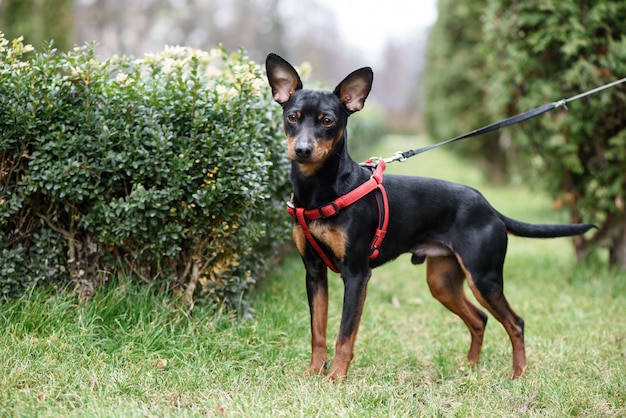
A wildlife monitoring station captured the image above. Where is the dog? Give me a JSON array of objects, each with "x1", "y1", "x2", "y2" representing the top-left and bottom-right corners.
[{"x1": 265, "y1": 53, "x2": 594, "y2": 380}]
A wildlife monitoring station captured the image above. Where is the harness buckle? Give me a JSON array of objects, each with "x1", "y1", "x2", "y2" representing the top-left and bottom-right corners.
[{"x1": 318, "y1": 201, "x2": 339, "y2": 219}]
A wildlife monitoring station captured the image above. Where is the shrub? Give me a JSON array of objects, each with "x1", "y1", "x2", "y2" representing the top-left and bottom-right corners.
[
  {"x1": 0, "y1": 35, "x2": 291, "y2": 310},
  {"x1": 483, "y1": 1, "x2": 626, "y2": 267}
]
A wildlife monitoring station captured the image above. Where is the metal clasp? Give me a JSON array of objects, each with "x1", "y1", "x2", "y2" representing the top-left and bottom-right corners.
[{"x1": 383, "y1": 151, "x2": 407, "y2": 163}]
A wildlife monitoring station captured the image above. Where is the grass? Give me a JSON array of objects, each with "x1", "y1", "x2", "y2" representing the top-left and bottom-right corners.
[{"x1": 2, "y1": 135, "x2": 625, "y2": 417}]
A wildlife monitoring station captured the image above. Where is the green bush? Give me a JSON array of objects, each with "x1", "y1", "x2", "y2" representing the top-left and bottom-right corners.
[
  {"x1": 482, "y1": 1, "x2": 626, "y2": 266},
  {"x1": 0, "y1": 35, "x2": 291, "y2": 310}
]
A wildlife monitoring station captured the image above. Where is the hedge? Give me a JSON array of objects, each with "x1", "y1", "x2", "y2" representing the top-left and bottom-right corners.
[{"x1": 0, "y1": 34, "x2": 291, "y2": 310}]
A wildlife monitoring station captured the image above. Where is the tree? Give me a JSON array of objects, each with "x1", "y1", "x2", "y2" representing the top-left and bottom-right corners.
[
  {"x1": 423, "y1": 0, "x2": 510, "y2": 183},
  {"x1": 483, "y1": 1, "x2": 626, "y2": 268},
  {"x1": 0, "y1": 0, "x2": 73, "y2": 51}
]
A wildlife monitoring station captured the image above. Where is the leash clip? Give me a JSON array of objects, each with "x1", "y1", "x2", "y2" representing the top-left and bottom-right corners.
[
  {"x1": 367, "y1": 151, "x2": 407, "y2": 165},
  {"x1": 383, "y1": 151, "x2": 408, "y2": 163}
]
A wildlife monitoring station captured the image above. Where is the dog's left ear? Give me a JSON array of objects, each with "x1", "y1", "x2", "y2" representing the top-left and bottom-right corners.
[{"x1": 333, "y1": 67, "x2": 373, "y2": 114}]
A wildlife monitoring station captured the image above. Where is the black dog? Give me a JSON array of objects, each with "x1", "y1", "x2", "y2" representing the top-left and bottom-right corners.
[{"x1": 265, "y1": 53, "x2": 594, "y2": 380}]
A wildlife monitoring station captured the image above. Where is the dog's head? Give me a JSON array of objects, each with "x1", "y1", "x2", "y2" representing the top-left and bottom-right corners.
[{"x1": 266, "y1": 53, "x2": 373, "y2": 175}]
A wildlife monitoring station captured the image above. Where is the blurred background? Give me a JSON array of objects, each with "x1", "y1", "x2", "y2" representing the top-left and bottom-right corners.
[{"x1": 0, "y1": 0, "x2": 435, "y2": 129}]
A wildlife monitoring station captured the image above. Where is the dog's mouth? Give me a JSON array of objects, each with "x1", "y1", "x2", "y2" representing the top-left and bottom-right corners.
[
  {"x1": 291, "y1": 157, "x2": 325, "y2": 176},
  {"x1": 292, "y1": 154, "x2": 316, "y2": 163}
]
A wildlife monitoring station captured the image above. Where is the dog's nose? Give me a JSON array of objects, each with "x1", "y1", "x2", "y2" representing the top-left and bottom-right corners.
[{"x1": 294, "y1": 143, "x2": 313, "y2": 158}]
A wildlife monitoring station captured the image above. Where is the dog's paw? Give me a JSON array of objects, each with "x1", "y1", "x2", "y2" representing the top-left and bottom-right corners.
[
  {"x1": 324, "y1": 369, "x2": 347, "y2": 383},
  {"x1": 304, "y1": 360, "x2": 328, "y2": 377}
]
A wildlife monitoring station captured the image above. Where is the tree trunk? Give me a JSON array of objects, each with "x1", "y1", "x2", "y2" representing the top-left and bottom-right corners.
[
  {"x1": 571, "y1": 209, "x2": 626, "y2": 269},
  {"x1": 609, "y1": 219, "x2": 626, "y2": 270}
]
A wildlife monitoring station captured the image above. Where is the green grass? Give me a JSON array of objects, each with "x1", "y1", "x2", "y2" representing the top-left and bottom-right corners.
[{"x1": 1, "y1": 135, "x2": 625, "y2": 417}]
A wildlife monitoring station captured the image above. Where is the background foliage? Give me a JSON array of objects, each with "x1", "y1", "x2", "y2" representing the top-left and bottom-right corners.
[
  {"x1": 0, "y1": 0, "x2": 73, "y2": 52},
  {"x1": 423, "y1": 0, "x2": 510, "y2": 183},
  {"x1": 425, "y1": 0, "x2": 626, "y2": 268},
  {"x1": 0, "y1": 35, "x2": 291, "y2": 309},
  {"x1": 0, "y1": 0, "x2": 428, "y2": 127}
]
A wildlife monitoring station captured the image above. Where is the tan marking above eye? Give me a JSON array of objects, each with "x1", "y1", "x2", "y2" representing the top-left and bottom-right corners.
[{"x1": 317, "y1": 114, "x2": 334, "y2": 127}]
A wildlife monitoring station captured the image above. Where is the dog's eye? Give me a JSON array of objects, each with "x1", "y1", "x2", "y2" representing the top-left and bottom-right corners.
[
  {"x1": 321, "y1": 117, "x2": 334, "y2": 127},
  {"x1": 287, "y1": 114, "x2": 297, "y2": 123}
]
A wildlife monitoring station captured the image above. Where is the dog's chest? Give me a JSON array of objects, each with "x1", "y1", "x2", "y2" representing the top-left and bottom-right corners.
[{"x1": 293, "y1": 221, "x2": 348, "y2": 261}]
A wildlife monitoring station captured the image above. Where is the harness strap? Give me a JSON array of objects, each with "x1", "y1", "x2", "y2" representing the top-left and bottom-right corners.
[
  {"x1": 369, "y1": 186, "x2": 389, "y2": 260},
  {"x1": 287, "y1": 161, "x2": 389, "y2": 272},
  {"x1": 287, "y1": 162, "x2": 386, "y2": 220}
]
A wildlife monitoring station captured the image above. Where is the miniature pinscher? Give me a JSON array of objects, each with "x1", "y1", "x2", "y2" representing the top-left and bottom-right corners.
[{"x1": 265, "y1": 53, "x2": 594, "y2": 380}]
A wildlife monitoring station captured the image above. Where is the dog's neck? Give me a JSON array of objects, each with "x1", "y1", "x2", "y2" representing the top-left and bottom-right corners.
[{"x1": 290, "y1": 136, "x2": 365, "y2": 209}]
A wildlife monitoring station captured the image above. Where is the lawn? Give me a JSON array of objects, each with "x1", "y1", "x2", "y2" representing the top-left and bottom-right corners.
[{"x1": 1, "y1": 135, "x2": 625, "y2": 417}]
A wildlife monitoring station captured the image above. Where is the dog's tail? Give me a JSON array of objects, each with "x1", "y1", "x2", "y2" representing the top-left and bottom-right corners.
[{"x1": 500, "y1": 215, "x2": 596, "y2": 238}]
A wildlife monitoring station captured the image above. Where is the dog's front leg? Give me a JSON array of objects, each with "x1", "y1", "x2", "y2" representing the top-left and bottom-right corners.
[
  {"x1": 329, "y1": 269, "x2": 371, "y2": 380},
  {"x1": 303, "y1": 257, "x2": 329, "y2": 376}
]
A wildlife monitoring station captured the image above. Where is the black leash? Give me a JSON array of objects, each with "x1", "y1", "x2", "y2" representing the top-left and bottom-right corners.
[{"x1": 378, "y1": 77, "x2": 626, "y2": 164}]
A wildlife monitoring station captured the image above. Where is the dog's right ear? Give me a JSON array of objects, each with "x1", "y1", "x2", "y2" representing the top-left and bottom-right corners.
[{"x1": 266, "y1": 53, "x2": 303, "y2": 104}]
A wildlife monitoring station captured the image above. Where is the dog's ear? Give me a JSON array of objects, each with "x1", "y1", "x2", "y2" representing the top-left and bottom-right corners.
[
  {"x1": 333, "y1": 67, "x2": 373, "y2": 113},
  {"x1": 266, "y1": 53, "x2": 303, "y2": 104}
]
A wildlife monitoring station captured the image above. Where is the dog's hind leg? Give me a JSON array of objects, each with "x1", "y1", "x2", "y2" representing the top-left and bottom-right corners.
[
  {"x1": 426, "y1": 256, "x2": 489, "y2": 365},
  {"x1": 458, "y1": 255, "x2": 526, "y2": 378}
]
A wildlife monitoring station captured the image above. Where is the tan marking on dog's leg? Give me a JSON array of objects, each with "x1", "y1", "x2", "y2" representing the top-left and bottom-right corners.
[
  {"x1": 455, "y1": 255, "x2": 526, "y2": 378},
  {"x1": 328, "y1": 273, "x2": 370, "y2": 381},
  {"x1": 306, "y1": 288, "x2": 329, "y2": 376},
  {"x1": 426, "y1": 256, "x2": 487, "y2": 365},
  {"x1": 330, "y1": 331, "x2": 358, "y2": 381},
  {"x1": 292, "y1": 224, "x2": 306, "y2": 256}
]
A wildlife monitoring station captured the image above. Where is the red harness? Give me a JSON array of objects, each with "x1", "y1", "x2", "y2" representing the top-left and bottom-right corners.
[{"x1": 286, "y1": 161, "x2": 389, "y2": 273}]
